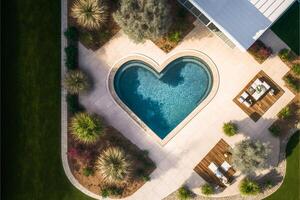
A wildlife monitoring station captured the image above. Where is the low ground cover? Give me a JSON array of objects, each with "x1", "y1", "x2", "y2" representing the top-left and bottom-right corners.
[{"x1": 248, "y1": 40, "x2": 272, "y2": 64}]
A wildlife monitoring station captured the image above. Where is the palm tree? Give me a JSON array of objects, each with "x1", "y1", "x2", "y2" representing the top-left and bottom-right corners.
[
  {"x1": 70, "y1": 112, "x2": 103, "y2": 143},
  {"x1": 71, "y1": 0, "x2": 108, "y2": 30},
  {"x1": 96, "y1": 147, "x2": 131, "y2": 183},
  {"x1": 63, "y1": 70, "x2": 90, "y2": 94}
]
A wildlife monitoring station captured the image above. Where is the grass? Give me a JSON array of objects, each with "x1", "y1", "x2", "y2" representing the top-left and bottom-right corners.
[
  {"x1": 271, "y1": 2, "x2": 300, "y2": 55},
  {"x1": 2, "y1": 0, "x2": 92, "y2": 199},
  {"x1": 264, "y1": 131, "x2": 300, "y2": 200}
]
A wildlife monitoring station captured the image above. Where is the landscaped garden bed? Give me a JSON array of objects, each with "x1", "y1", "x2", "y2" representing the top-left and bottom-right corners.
[
  {"x1": 67, "y1": 126, "x2": 156, "y2": 198},
  {"x1": 278, "y1": 48, "x2": 300, "y2": 94},
  {"x1": 248, "y1": 40, "x2": 272, "y2": 64},
  {"x1": 153, "y1": 0, "x2": 196, "y2": 53},
  {"x1": 68, "y1": 0, "x2": 120, "y2": 51}
]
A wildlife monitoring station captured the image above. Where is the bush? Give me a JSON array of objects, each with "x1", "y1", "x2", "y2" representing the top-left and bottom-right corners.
[
  {"x1": 248, "y1": 40, "x2": 272, "y2": 63},
  {"x1": 70, "y1": 112, "x2": 103, "y2": 143},
  {"x1": 135, "y1": 168, "x2": 151, "y2": 182},
  {"x1": 64, "y1": 44, "x2": 77, "y2": 69},
  {"x1": 100, "y1": 185, "x2": 124, "y2": 197},
  {"x1": 222, "y1": 122, "x2": 238, "y2": 136},
  {"x1": 284, "y1": 75, "x2": 300, "y2": 92},
  {"x1": 277, "y1": 106, "x2": 292, "y2": 119},
  {"x1": 82, "y1": 166, "x2": 94, "y2": 176},
  {"x1": 264, "y1": 180, "x2": 273, "y2": 189},
  {"x1": 63, "y1": 70, "x2": 90, "y2": 94},
  {"x1": 292, "y1": 64, "x2": 300, "y2": 76},
  {"x1": 113, "y1": 0, "x2": 172, "y2": 42},
  {"x1": 239, "y1": 178, "x2": 260, "y2": 195},
  {"x1": 177, "y1": 186, "x2": 192, "y2": 200},
  {"x1": 71, "y1": 0, "x2": 108, "y2": 30},
  {"x1": 169, "y1": 31, "x2": 181, "y2": 43},
  {"x1": 96, "y1": 147, "x2": 131, "y2": 183},
  {"x1": 64, "y1": 26, "x2": 79, "y2": 42},
  {"x1": 278, "y1": 48, "x2": 293, "y2": 62},
  {"x1": 66, "y1": 94, "x2": 83, "y2": 114},
  {"x1": 201, "y1": 183, "x2": 214, "y2": 195},
  {"x1": 268, "y1": 124, "x2": 281, "y2": 136}
]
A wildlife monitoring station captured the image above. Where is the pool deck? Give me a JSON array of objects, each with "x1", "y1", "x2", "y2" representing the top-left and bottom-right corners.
[{"x1": 77, "y1": 21, "x2": 294, "y2": 199}]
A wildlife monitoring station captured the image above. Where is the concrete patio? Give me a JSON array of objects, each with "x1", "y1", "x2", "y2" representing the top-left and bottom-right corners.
[{"x1": 77, "y1": 21, "x2": 294, "y2": 199}]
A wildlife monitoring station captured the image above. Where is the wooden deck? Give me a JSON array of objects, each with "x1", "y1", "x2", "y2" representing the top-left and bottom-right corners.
[
  {"x1": 233, "y1": 70, "x2": 284, "y2": 122},
  {"x1": 194, "y1": 139, "x2": 235, "y2": 187}
]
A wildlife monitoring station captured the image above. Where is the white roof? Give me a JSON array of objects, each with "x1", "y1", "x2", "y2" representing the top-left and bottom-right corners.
[{"x1": 189, "y1": 0, "x2": 295, "y2": 50}]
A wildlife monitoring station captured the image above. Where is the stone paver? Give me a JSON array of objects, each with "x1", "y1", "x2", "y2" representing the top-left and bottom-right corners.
[{"x1": 62, "y1": 17, "x2": 295, "y2": 199}]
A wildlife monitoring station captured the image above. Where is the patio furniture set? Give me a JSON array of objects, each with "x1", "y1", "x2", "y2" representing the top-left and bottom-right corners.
[
  {"x1": 208, "y1": 161, "x2": 232, "y2": 186},
  {"x1": 238, "y1": 78, "x2": 274, "y2": 107}
]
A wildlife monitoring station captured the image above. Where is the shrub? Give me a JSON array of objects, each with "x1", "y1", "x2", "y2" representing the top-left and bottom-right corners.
[
  {"x1": 248, "y1": 40, "x2": 272, "y2": 63},
  {"x1": 264, "y1": 180, "x2": 273, "y2": 189},
  {"x1": 64, "y1": 44, "x2": 77, "y2": 69},
  {"x1": 222, "y1": 122, "x2": 238, "y2": 136},
  {"x1": 239, "y1": 178, "x2": 260, "y2": 195},
  {"x1": 169, "y1": 31, "x2": 181, "y2": 43},
  {"x1": 66, "y1": 94, "x2": 83, "y2": 114},
  {"x1": 177, "y1": 186, "x2": 192, "y2": 200},
  {"x1": 135, "y1": 168, "x2": 151, "y2": 182},
  {"x1": 201, "y1": 183, "x2": 214, "y2": 195},
  {"x1": 284, "y1": 75, "x2": 300, "y2": 92},
  {"x1": 113, "y1": 0, "x2": 172, "y2": 43},
  {"x1": 71, "y1": 0, "x2": 108, "y2": 30},
  {"x1": 70, "y1": 112, "x2": 103, "y2": 143},
  {"x1": 96, "y1": 147, "x2": 131, "y2": 183},
  {"x1": 100, "y1": 185, "x2": 124, "y2": 197},
  {"x1": 82, "y1": 166, "x2": 94, "y2": 176},
  {"x1": 64, "y1": 26, "x2": 79, "y2": 42},
  {"x1": 292, "y1": 64, "x2": 300, "y2": 76},
  {"x1": 277, "y1": 106, "x2": 292, "y2": 119},
  {"x1": 63, "y1": 70, "x2": 90, "y2": 94},
  {"x1": 278, "y1": 48, "x2": 292, "y2": 62},
  {"x1": 268, "y1": 124, "x2": 281, "y2": 136},
  {"x1": 231, "y1": 139, "x2": 270, "y2": 174}
]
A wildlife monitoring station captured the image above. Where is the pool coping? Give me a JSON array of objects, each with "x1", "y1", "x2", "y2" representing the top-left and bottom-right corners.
[{"x1": 107, "y1": 50, "x2": 220, "y2": 146}]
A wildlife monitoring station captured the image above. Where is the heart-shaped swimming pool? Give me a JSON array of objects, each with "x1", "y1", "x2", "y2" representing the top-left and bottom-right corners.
[{"x1": 113, "y1": 56, "x2": 213, "y2": 139}]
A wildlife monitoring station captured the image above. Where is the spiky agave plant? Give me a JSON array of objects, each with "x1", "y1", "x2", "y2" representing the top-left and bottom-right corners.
[
  {"x1": 97, "y1": 147, "x2": 131, "y2": 183},
  {"x1": 70, "y1": 112, "x2": 103, "y2": 143},
  {"x1": 63, "y1": 70, "x2": 89, "y2": 94},
  {"x1": 71, "y1": 0, "x2": 108, "y2": 30}
]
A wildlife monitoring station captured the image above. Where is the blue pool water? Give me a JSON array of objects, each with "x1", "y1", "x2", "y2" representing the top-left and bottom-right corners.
[{"x1": 114, "y1": 56, "x2": 212, "y2": 139}]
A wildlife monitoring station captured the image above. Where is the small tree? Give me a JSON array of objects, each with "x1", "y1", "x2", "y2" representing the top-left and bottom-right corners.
[
  {"x1": 239, "y1": 178, "x2": 260, "y2": 195},
  {"x1": 63, "y1": 70, "x2": 90, "y2": 94},
  {"x1": 70, "y1": 112, "x2": 103, "y2": 143},
  {"x1": 113, "y1": 0, "x2": 172, "y2": 43},
  {"x1": 201, "y1": 183, "x2": 214, "y2": 195},
  {"x1": 71, "y1": 0, "x2": 108, "y2": 30},
  {"x1": 277, "y1": 106, "x2": 292, "y2": 119},
  {"x1": 97, "y1": 147, "x2": 131, "y2": 183},
  {"x1": 223, "y1": 122, "x2": 238, "y2": 136},
  {"x1": 177, "y1": 186, "x2": 192, "y2": 200},
  {"x1": 231, "y1": 139, "x2": 270, "y2": 174}
]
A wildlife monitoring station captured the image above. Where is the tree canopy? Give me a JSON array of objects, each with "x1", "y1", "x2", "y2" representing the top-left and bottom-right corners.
[
  {"x1": 113, "y1": 0, "x2": 172, "y2": 42},
  {"x1": 231, "y1": 139, "x2": 271, "y2": 174}
]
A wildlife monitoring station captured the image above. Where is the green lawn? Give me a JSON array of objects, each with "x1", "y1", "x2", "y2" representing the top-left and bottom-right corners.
[
  {"x1": 1, "y1": 0, "x2": 92, "y2": 199},
  {"x1": 271, "y1": 2, "x2": 300, "y2": 55},
  {"x1": 264, "y1": 131, "x2": 300, "y2": 200}
]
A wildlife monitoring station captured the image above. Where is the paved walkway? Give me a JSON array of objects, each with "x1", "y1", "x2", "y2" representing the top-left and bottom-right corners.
[{"x1": 69, "y1": 21, "x2": 295, "y2": 199}]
